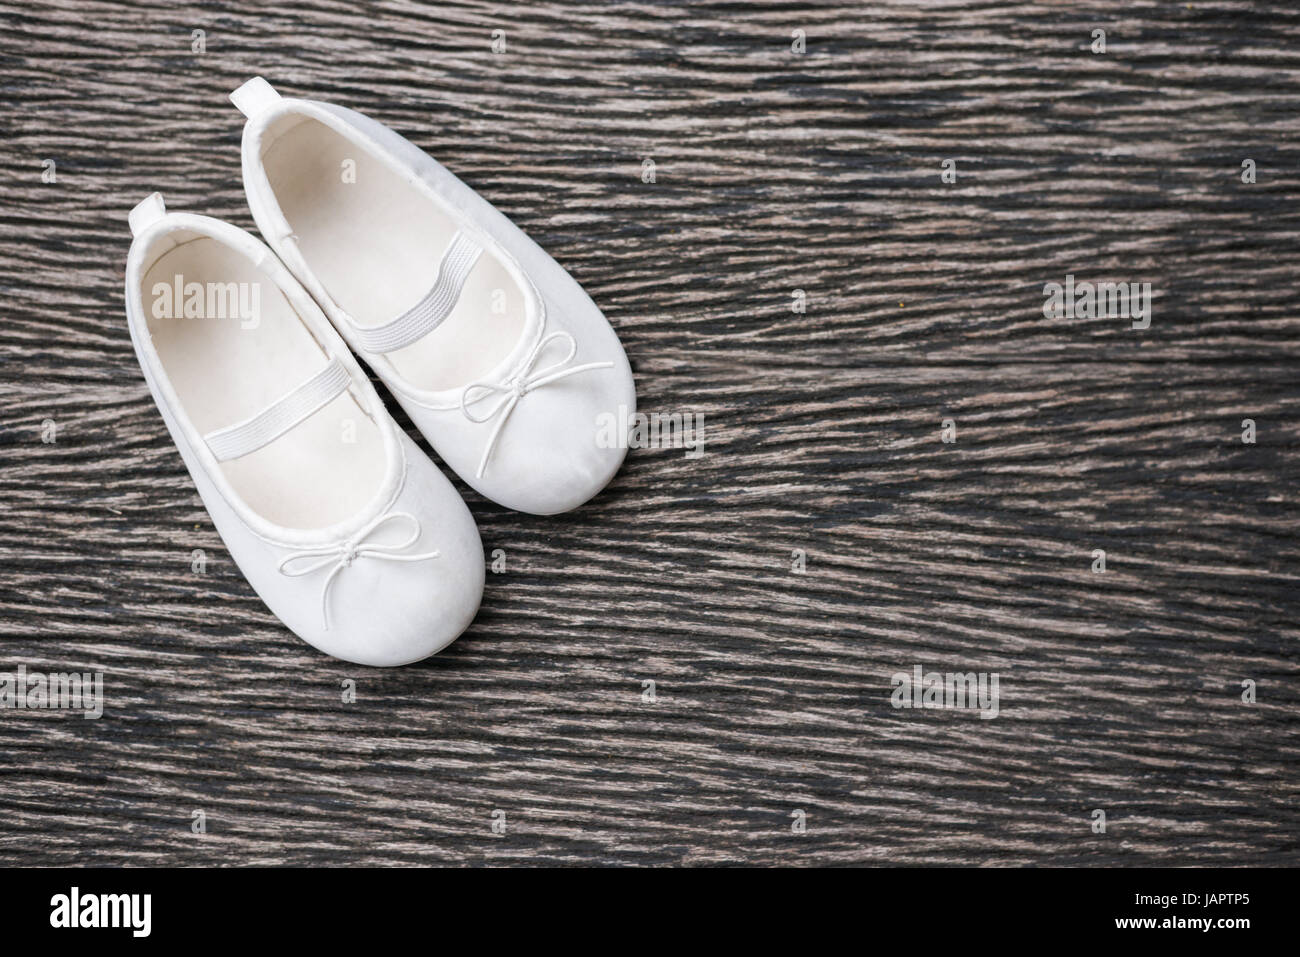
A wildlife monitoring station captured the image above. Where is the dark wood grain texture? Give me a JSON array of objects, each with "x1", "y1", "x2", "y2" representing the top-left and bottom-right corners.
[{"x1": 1, "y1": 0, "x2": 1298, "y2": 866}]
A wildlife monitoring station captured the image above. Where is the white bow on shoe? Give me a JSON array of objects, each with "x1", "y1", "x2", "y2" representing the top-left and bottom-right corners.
[
  {"x1": 278, "y1": 511, "x2": 440, "y2": 630},
  {"x1": 460, "y1": 330, "x2": 613, "y2": 480}
]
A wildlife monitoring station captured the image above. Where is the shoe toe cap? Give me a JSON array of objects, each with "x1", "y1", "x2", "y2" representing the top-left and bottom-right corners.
[
  {"x1": 300, "y1": 515, "x2": 483, "y2": 667},
  {"x1": 477, "y1": 361, "x2": 635, "y2": 515}
]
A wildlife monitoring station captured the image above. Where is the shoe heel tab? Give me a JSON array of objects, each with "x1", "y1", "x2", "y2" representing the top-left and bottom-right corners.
[
  {"x1": 230, "y1": 76, "x2": 282, "y2": 119},
  {"x1": 128, "y1": 192, "x2": 167, "y2": 237}
]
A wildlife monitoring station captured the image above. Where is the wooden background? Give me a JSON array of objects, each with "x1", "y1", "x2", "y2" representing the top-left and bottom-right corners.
[{"x1": 1, "y1": 0, "x2": 1297, "y2": 866}]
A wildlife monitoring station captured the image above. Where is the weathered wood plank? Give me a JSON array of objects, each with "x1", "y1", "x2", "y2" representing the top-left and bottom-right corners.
[{"x1": 0, "y1": 0, "x2": 1297, "y2": 865}]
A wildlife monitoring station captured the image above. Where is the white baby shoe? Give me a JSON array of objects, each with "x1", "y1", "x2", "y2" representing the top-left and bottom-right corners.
[
  {"x1": 124, "y1": 193, "x2": 484, "y2": 666},
  {"x1": 229, "y1": 77, "x2": 636, "y2": 515}
]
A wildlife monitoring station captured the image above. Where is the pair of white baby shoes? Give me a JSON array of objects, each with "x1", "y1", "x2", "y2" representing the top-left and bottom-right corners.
[{"x1": 125, "y1": 78, "x2": 635, "y2": 667}]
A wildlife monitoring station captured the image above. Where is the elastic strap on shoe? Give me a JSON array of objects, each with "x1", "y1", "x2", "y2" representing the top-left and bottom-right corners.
[
  {"x1": 203, "y1": 356, "x2": 350, "y2": 461},
  {"x1": 351, "y1": 231, "x2": 483, "y2": 354}
]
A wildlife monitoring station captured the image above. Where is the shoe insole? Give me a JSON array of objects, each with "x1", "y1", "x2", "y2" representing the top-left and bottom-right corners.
[
  {"x1": 262, "y1": 116, "x2": 527, "y2": 391},
  {"x1": 142, "y1": 236, "x2": 386, "y2": 529}
]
